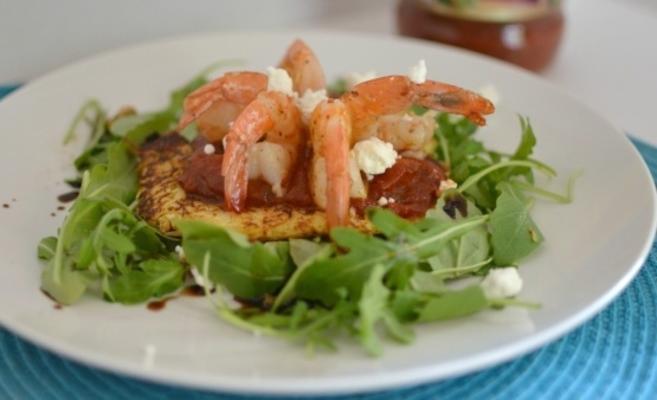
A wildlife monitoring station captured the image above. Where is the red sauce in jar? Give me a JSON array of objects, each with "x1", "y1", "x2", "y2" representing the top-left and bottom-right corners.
[{"x1": 397, "y1": 0, "x2": 564, "y2": 71}]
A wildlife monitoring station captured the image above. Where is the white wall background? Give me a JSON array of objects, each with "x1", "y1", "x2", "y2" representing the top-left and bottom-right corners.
[
  {"x1": 1, "y1": 0, "x2": 656, "y2": 142},
  {"x1": 0, "y1": 0, "x2": 394, "y2": 83}
]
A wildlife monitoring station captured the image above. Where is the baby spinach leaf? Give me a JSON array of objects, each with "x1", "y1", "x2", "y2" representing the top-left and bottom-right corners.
[
  {"x1": 417, "y1": 285, "x2": 488, "y2": 322},
  {"x1": 490, "y1": 182, "x2": 544, "y2": 265},
  {"x1": 107, "y1": 259, "x2": 185, "y2": 304},
  {"x1": 177, "y1": 220, "x2": 292, "y2": 299}
]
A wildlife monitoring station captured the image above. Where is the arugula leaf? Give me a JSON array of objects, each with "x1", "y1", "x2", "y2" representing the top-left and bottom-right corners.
[
  {"x1": 426, "y1": 193, "x2": 490, "y2": 272},
  {"x1": 358, "y1": 264, "x2": 390, "y2": 355},
  {"x1": 80, "y1": 142, "x2": 137, "y2": 204},
  {"x1": 177, "y1": 220, "x2": 292, "y2": 299},
  {"x1": 62, "y1": 99, "x2": 105, "y2": 145},
  {"x1": 358, "y1": 264, "x2": 414, "y2": 356},
  {"x1": 500, "y1": 116, "x2": 537, "y2": 183},
  {"x1": 109, "y1": 112, "x2": 174, "y2": 147},
  {"x1": 41, "y1": 260, "x2": 88, "y2": 305},
  {"x1": 37, "y1": 237, "x2": 57, "y2": 261},
  {"x1": 107, "y1": 259, "x2": 185, "y2": 304},
  {"x1": 410, "y1": 271, "x2": 447, "y2": 294},
  {"x1": 490, "y1": 182, "x2": 544, "y2": 265},
  {"x1": 295, "y1": 208, "x2": 489, "y2": 305},
  {"x1": 272, "y1": 239, "x2": 333, "y2": 311},
  {"x1": 417, "y1": 286, "x2": 488, "y2": 322},
  {"x1": 327, "y1": 78, "x2": 348, "y2": 97}
]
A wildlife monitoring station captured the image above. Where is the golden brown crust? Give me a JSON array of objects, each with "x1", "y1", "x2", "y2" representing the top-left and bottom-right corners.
[{"x1": 137, "y1": 135, "x2": 374, "y2": 241}]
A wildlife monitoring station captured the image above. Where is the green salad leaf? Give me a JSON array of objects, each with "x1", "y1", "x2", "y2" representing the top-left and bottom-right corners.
[
  {"x1": 38, "y1": 70, "x2": 572, "y2": 355},
  {"x1": 426, "y1": 192, "x2": 490, "y2": 273},
  {"x1": 107, "y1": 259, "x2": 185, "y2": 304},
  {"x1": 490, "y1": 182, "x2": 544, "y2": 265},
  {"x1": 417, "y1": 285, "x2": 488, "y2": 322},
  {"x1": 177, "y1": 220, "x2": 293, "y2": 299},
  {"x1": 294, "y1": 209, "x2": 489, "y2": 305}
]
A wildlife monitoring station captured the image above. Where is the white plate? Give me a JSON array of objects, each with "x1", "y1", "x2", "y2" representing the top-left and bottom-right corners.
[{"x1": 0, "y1": 31, "x2": 655, "y2": 396}]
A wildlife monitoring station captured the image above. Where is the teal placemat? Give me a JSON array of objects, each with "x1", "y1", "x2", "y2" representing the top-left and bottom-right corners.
[{"x1": 1, "y1": 85, "x2": 656, "y2": 399}]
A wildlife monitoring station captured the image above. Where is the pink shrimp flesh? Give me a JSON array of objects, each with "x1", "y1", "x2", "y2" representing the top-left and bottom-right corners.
[
  {"x1": 177, "y1": 71, "x2": 267, "y2": 140},
  {"x1": 279, "y1": 39, "x2": 326, "y2": 94},
  {"x1": 221, "y1": 91, "x2": 302, "y2": 212},
  {"x1": 342, "y1": 75, "x2": 495, "y2": 136},
  {"x1": 309, "y1": 99, "x2": 351, "y2": 228}
]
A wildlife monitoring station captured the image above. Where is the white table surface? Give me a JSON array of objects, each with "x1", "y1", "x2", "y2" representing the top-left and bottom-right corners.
[{"x1": 2, "y1": 0, "x2": 656, "y2": 144}]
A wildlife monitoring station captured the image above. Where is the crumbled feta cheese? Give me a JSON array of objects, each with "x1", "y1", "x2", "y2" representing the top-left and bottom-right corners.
[
  {"x1": 377, "y1": 197, "x2": 396, "y2": 206},
  {"x1": 266, "y1": 66, "x2": 295, "y2": 96},
  {"x1": 190, "y1": 266, "x2": 213, "y2": 290},
  {"x1": 345, "y1": 70, "x2": 378, "y2": 88},
  {"x1": 408, "y1": 59, "x2": 427, "y2": 84},
  {"x1": 478, "y1": 83, "x2": 500, "y2": 106},
  {"x1": 351, "y1": 137, "x2": 398, "y2": 176},
  {"x1": 481, "y1": 267, "x2": 523, "y2": 298},
  {"x1": 296, "y1": 89, "x2": 327, "y2": 122},
  {"x1": 203, "y1": 144, "x2": 215, "y2": 155},
  {"x1": 439, "y1": 179, "x2": 458, "y2": 192},
  {"x1": 174, "y1": 245, "x2": 185, "y2": 260}
]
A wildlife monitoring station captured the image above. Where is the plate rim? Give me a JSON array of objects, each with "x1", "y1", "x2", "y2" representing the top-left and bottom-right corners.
[{"x1": 1, "y1": 29, "x2": 656, "y2": 396}]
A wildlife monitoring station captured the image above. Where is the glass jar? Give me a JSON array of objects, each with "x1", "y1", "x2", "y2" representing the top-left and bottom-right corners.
[{"x1": 397, "y1": 0, "x2": 564, "y2": 71}]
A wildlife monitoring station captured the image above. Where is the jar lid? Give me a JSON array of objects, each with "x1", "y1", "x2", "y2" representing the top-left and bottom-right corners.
[{"x1": 421, "y1": 0, "x2": 560, "y2": 23}]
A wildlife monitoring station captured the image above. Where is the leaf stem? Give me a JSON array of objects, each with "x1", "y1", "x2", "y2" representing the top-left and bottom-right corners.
[
  {"x1": 435, "y1": 125, "x2": 451, "y2": 169},
  {"x1": 458, "y1": 160, "x2": 557, "y2": 193},
  {"x1": 431, "y1": 257, "x2": 492, "y2": 279},
  {"x1": 63, "y1": 99, "x2": 103, "y2": 145},
  {"x1": 511, "y1": 171, "x2": 580, "y2": 204},
  {"x1": 489, "y1": 297, "x2": 541, "y2": 309}
]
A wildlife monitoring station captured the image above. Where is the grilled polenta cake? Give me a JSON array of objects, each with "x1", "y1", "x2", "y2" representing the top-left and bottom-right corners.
[{"x1": 137, "y1": 134, "x2": 374, "y2": 241}]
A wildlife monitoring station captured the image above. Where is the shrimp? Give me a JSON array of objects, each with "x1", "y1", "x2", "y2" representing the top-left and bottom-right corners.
[
  {"x1": 278, "y1": 39, "x2": 326, "y2": 94},
  {"x1": 344, "y1": 75, "x2": 494, "y2": 140},
  {"x1": 310, "y1": 76, "x2": 494, "y2": 229},
  {"x1": 178, "y1": 71, "x2": 268, "y2": 141},
  {"x1": 362, "y1": 111, "x2": 437, "y2": 155},
  {"x1": 309, "y1": 99, "x2": 352, "y2": 228},
  {"x1": 177, "y1": 40, "x2": 325, "y2": 141},
  {"x1": 221, "y1": 91, "x2": 303, "y2": 212}
]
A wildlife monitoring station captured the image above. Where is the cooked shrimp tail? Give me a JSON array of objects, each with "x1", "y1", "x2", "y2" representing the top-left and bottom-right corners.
[
  {"x1": 222, "y1": 91, "x2": 302, "y2": 212},
  {"x1": 279, "y1": 39, "x2": 326, "y2": 93},
  {"x1": 177, "y1": 71, "x2": 267, "y2": 140},
  {"x1": 344, "y1": 76, "x2": 495, "y2": 134},
  {"x1": 413, "y1": 80, "x2": 495, "y2": 126},
  {"x1": 310, "y1": 99, "x2": 351, "y2": 228}
]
